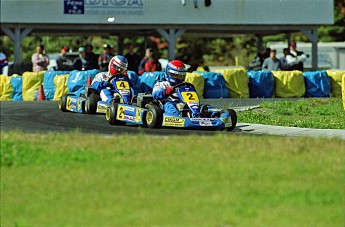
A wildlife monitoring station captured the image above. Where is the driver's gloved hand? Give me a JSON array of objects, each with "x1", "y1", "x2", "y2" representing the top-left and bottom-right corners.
[
  {"x1": 165, "y1": 87, "x2": 174, "y2": 96},
  {"x1": 101, "y1": 81, "x2": 108, "y2": 88}
]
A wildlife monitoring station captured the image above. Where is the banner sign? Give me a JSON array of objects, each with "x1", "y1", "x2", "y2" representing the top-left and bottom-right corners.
[
  {"x1": 64, "y1": 0, "x2": 144, "y2": 15},
  {"x1": 64, "y1": 0, "x2": 84, "y2": 14}
]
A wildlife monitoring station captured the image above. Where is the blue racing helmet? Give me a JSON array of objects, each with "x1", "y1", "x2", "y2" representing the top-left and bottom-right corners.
[
  {"x1": 109, "y1": 55, "x2": 128, "y2": 76},
  {"x1": 165, "y1": 60, "x2": 187, "y2": 85}
]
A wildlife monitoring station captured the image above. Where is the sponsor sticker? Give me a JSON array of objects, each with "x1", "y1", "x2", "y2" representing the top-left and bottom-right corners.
[
  {"x1": 66, "y1": 96, "x2": 76, "y2": 110},
  {"x1": 136, "y1": 108, "x2": 143, "y2": 122},
  {"x1": 123, "y1": 115, "x2": 135, "y2": 122},
  {"x1": 69, "y1": 104, "x2": 76, "y2": 110},
  {"x1": 163, "y1": 116, "x2": 185, "y2": 127},
  {"x1": 199, "y1": 121, "x2": 213, "y2": 126},
  {"x1": 97, "y1": 104, "x2": 108, "y2": 113},
  {"x1": 191, "y1": 118, "x2": 215, "y2": 121},
  {"x1": 119, "y1": 90, "x2": 130, "y2": 95},
  {"x1": 125, "y1": 106, "x2": 135, "y2": 112},
  {"x1": 78, "y1": 100, "x2": 82, "y2": 110}
]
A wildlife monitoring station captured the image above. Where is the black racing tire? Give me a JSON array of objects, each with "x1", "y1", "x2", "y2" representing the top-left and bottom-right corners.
[
  {"x1": 106, "y1": 103, "x2": 126, "y2": 125},
  {"x1": 222, "y1": 109, "x2": 237, "y2": 131},
  {"x1": 200, "y1": 104, "x2": 211, "y2": 118},
  {"x1": 85, "y1": 93, "x2": 101, "y2": 114},
  {"x1": 145, "y1": 104, "x2": 163, "y2": 129},
  {"x1": 58, "y1": 94, "x2": 72, "y2": 112}
]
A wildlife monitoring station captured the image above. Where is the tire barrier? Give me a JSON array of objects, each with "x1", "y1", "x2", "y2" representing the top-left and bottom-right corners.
[
  {"x1": 197, "y1": 71, "x2": 229, "y2": 98},
  {"x1": 247, "y1": 70, "x2": 275, "y2": 98},
  {"x1": 272, "y1": 70, "x2": 305, "y2": 98},
  {"x1": 67, "y1": 69, "x2": 100, "y2": 97},
  {"x1": 0, "y1": 74, "x2": 13, "y2": 100},
  {"x1": 22, "y1": 71, "x2": 45, "y2": 101},
  {"x1": 43, "y1": 71, "x2": 70, "y2": 100},
  {"x1": 1, "y1": 69, "x2": 345, "y2": 101},
  {"x1": 127, "y1": 70, "x2": 141, "y2": 95},
  {"x1": 139, "y1": 71, "x2": 165, "y2": 93},
  {"x1": 327, "y1": 70, "x2": 345, "y2": 97},
  {"x1": 213, "y1": 68, "x2": 249, "y2": 98},
  {"x1": 10, "y1": 75, "x2": 23, "y2": 101},
  {"x1": 185, "y1": 72, "x2": 204, "y2": 98},
  {"x1": 53, "y1": 74, "x2": 69, "y2": 101},
  {"x1": 303, "y1": 70, "x2": 330, "y2": 98}
]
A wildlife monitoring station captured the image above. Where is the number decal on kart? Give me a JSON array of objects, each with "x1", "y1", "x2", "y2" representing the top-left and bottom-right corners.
[
  {"x1": 116, "y1": 81, "x2": 130, "y2": 90},
  {"x1": 117, "y1": 106, "x2": 125, "y2": 120},
  {"x1": 66, "y1": 96, "x2": 72, "y2": 110},
  {"x1": 181, "y1": 92, "x2": 199, "y2": 102}
]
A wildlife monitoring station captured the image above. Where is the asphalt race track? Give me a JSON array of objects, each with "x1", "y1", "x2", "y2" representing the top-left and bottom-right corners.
[
  {"x1": 0, "y1": 101, "x2": 244, "y2": 136},
  {"x1": 2, "y1": 101, "x2": 344, "y2": 139}
]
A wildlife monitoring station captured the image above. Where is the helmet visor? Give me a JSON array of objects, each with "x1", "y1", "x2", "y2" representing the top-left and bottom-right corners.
[
  {"x1": 170, "y1": 72, "x2": 185, "y2": 81},
  {"x1": 113, "y1": 64, "x2": 126, "y2": 74}
]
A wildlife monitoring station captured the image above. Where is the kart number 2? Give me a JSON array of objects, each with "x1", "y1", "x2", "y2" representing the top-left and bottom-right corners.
[
  {"x1": 117, "y1": 106, "x2": 125, "y2": 120},
  {"x1": 181, "y1": 92, "x2": 199, "y2": 102}
]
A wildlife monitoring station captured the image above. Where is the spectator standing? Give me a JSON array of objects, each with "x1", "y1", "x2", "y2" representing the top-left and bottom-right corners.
[
  {"x1": 261, "y1": 49, "x2": 283, "y2": 70},
  {"x1": 73, "y1": 47, "x2": 92, "y2": 71},
  {"x1": 85, "y1": 43, "x2": 99, "y2": 70},
  {"x1": 0, "y1": 52, "x2": 8, "y2": 75},
  {"x1": 280, "y1": 48, "x2": 291, "y2": 70},
  {"x1": 248, "y1": 47, "x2": 267, "y2": 70},
  {"x1": 257, "y1": 47, "x2": 268, "y2": 67},
  {"x1": 56, "y1": 46, "x2": 74, "y2": 71},
  {"x1": 286, "y1": 42, "x2": 307, "y2": 71},
  {"x1": 98, "y1": 44, "x2": 114, "y2": 72},
  {"x1": 31, "y1": 44, "x2": 50, "y2": 72},
  {"x1": 124, "y1": 43, "x2": 140, "y2": 74},
  {"x1": 138, "y1": 47, "x2": 162, "y2": 75}
]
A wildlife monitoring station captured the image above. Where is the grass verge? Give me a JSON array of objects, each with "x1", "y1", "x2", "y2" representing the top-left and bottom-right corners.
[
  {"x1": 1, "y1": 131, "x2": 344, "y2": 226},
  {"x1": 237, "y1": 98, "x2": 345, "y2": 129}
]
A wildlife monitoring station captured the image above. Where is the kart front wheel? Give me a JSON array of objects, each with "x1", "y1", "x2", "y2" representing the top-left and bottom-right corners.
[
  {"x1": 106, "y1": 103, "x2": 126, "y2": 125},
  {"x1": 145, "y1": 104, "x2": 163, "y2": 128},
  {"x1": 222, "y1": 108, "x2": 237, "y2": 131},
  {"x1": 59, "y1": 94, "x2": 72, "y2": 112}
]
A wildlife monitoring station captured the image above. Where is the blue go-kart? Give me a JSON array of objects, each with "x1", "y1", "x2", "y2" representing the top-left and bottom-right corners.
[
  {"x1": 105, "y1": 82, "x2": 237, "y2": 131},
  {"x1": 58, "y1": 75, "x2": 134, "y2": 114},
  {"x1": 144, "y1": 82, "x2": 237, "y2": 130}
]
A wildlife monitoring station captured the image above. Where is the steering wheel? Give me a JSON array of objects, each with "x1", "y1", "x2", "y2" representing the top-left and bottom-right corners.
[
  {"x1": 107, "y1": 75, "x2": 120, "y2": 89},
  {"x1": 172, "y1": 82, "x2": 195, "y2": 91}
]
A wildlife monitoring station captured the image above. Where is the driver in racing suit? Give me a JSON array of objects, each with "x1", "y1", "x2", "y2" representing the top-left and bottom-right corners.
[
  {"x1": 152, "y1": 60, "x2": 187, "y2": 115},
  {"x1": 91, "y1": 55, "x2": 129, "y2": 103}
]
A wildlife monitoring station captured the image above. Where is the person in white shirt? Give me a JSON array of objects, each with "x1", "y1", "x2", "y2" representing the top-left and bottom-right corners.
[{"x1": 285, "y1": 42, "x2": 307, "y2": 71}]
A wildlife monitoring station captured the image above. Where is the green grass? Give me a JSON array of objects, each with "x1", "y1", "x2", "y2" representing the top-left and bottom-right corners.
[
  {"x1": 1, "y1": 132, "x2": 345, "y2": 226},
  {"x1": 237, "y1": 98, "x2": 345, "y2": 129}
]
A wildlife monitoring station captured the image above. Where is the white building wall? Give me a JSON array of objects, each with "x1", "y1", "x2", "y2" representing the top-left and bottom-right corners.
[
  {"x1": 268, "y1": 42, "x2": 345, "y2": 70},
  {"x1": 1, "y1": 0, "x2": 333, "y2": 25}
]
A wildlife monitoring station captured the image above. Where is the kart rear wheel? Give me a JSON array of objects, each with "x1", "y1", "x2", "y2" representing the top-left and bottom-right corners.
[
  {"x1": 85, "y1": 93, "x2": 100, "y2": 114},
  {"x1": 145, "y1": 104, "x2": 163, "y2": 128},
  {"x1": 200, "y1": 104, "x2": 211, "y2": 118},
  {"x1": 106, "y1": 103, "x2": 126, "y2": 125},
  {"x1": 222, "y1": 109, "x2": 237, "y2": 131},
  {"x1": 59, "y1": 94, "x2": 72, "y2": 112}
]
